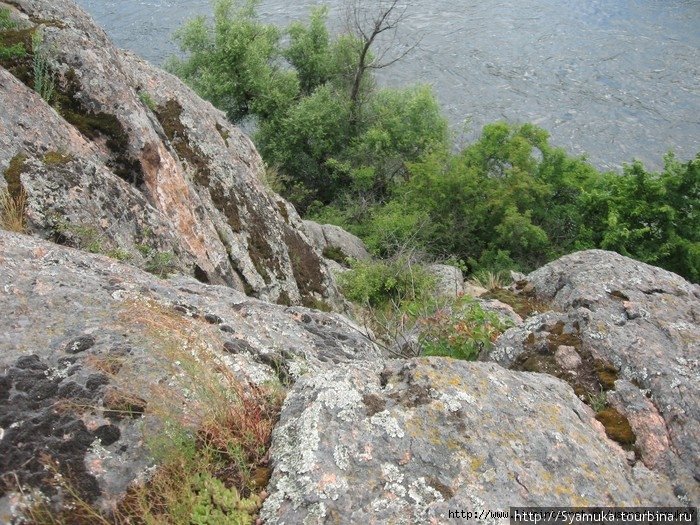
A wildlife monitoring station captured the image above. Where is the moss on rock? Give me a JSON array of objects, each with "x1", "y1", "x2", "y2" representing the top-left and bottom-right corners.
[
  {"x1": 4, "y1": 153, "x2": 28, "y2": 199},
  {"x1": 595, "y1": 407, "x2": 636, "y2": 447},
  {"x1": 482, "y1": 287, "x2": 550, "y2": 318}
]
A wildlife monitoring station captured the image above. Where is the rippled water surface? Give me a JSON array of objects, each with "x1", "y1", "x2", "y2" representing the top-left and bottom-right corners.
[{"x1": 75, "y1": 0, "x2": 699, "y2": 170}]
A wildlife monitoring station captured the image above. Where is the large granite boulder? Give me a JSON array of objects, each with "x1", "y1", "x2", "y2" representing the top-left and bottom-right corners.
[
  {"x1": 303, "y1": 220, "x2": 371, "y2": 264},
  {"x1": 0, "y1": 231, "x2": 380, "y2": 521},
  {"x1": 486, "y1": 250, "x2": 700, "y2": 504},
  {"x1": 261, "y1": 358, "x2": 677, "y2": 524},
  {"x1": 0, "y1": 0, "x2": 341, "y2": 308}
]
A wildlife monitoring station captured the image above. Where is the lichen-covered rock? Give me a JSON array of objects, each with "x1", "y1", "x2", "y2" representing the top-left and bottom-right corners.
[
  {"x1": 486, "y1": 250, "x2": 700, "y2": 504},
  {"x1": 303, "y1": 220, "x2": 371, "y2": 264},
  {"x1": 0, "y1": 231, "x2": 380, "y2": 520},
  {"x1": 0, "y1": 0, "x2": 341, "y2": 308},
  {"x1": 261, "y1": 358, "x2": 676, "y2": 524},
  {"x1": 426, "y1": 263, "x2": 464, "y2": 298},
  {"x1": 463, "y1": 282, "x2": 488, "y2": 298}
]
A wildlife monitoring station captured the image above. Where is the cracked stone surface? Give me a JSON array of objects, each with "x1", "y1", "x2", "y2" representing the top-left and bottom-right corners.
[
  {"x1": 1, "y1": 0, "x2": 342, "y2": 308},
  {"x1": 0, "y1": 231, "x2": 380, "y2": 520},
  {"x1": 486, "y1": 250, "x2": 700, "y2": 504},
  {"x1": 261, "y1": 358, "x2": 677, "y2": 524}
]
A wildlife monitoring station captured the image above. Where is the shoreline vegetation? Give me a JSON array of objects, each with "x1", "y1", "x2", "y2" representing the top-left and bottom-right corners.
[
  {"x1": 0, "y1": 2, "x2": 697, "y2": 522},
  {"x1": 167, "y1": 0, "x2": 699, "y2": 285}
]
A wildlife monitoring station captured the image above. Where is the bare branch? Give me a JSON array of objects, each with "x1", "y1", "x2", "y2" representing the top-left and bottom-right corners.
[{"x1": 345, "y1": 0, "x2": 419, "y2": 115}]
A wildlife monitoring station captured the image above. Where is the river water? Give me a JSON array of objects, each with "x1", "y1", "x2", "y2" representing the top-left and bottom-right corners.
[{"x1": 75, "y1": 0, "x2": 699, "y2": 171}]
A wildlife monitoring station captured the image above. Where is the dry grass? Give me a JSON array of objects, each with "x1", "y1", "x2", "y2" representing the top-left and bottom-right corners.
[
  {"x1": 0, "y1": 187, "x2": 27, "y2": 232},
  {"x1": 19, "y1": 298, "x2": 285, "y2": 524},
  {"x1": 466, "y1": 270, "x2": 509, "y2": 291}
]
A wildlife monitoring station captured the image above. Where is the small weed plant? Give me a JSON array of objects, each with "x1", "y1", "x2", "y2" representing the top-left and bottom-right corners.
[
  {"x1": 138, "y1": 91, "x2": 157, "y2": 111},
  {"x1": 31, "y1": 29, "x2": 55, "y2": 103},
  {"x1": 416, "y1": 295, "x2": 514, "y2": 360},
  {"x1": 0, "y1": 187, "x2": 27, "y2": 232},
  {"x1": 468, "y1": 270, "x2": 509, "y2": 291},
  {"x1": 0, "y1": 7, "x2": 26, "y2": 60},
  {"x1": 587, "y1": 388, "x2": 609, "y2": 412},
  {"x1": 137, "y1": 243, "x2": 175, "y2": 277}
]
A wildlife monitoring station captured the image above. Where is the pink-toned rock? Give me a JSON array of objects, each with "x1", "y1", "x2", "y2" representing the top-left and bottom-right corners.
[
  {"x1": 488, "y1": 250, "x2": 700, "y2": 504},
  {"x1": 0, "y1": 0, "x2": 341, "y2": 309},
  {"x1": 555, "y1": 345, "x2": 582, "y2": 370}
]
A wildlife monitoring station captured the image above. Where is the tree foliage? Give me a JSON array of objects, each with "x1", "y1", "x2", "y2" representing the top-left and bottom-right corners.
[
  {"x1": 170, "y1": 0, "x2": 446, "y2": 213},
  {"x1": 168, "y1": 0, "x2": 298, "y2": 121},
  {"x1": 360, "y1": 123, "x2": 699, "y2": 281},
  {"x1": 169, "y1": 2, "x2": 699, "y2": 283}
]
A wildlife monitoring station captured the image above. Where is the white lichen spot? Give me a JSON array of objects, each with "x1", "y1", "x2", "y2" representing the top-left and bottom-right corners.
[
  {"x1": 303, "y1": 502, "x2": 327, "y2": 525},
  {"x1": 488, "y1": 375, "x2": 508, "y2": 391},
  {"x1": 292, "y1": 404, "x2": 322, "y2": 474},
  {"x1": 319, "y1": 474, "x2": 348, "y2": 502},
  {"x1": 382, "y1": 463, "x2": 404, "y2": 484},
  {"x1": 88, "y1": 438, "x2": 111, "y2": 459},
  {"x1": 44, "y1": 359, "x2": 75, "y2": 380},
  {"x1": 316, "y1": 376, "x2": 362, "y2": 422},
  {"x1": 287, "y1": 360, "x2": 308, "y2": 377},
  {"x1": 333, "y1": 444, "x2": 350, "y2": 471},
  {"x1": 370, "y1": 411, "x2": 405, "y2": 438},
  {"x1": 436, "y1": 390, "x2": 474, "y2": 412},
  {"x1": 408, "y1": 477, "x2": 444, "y2": 522}
]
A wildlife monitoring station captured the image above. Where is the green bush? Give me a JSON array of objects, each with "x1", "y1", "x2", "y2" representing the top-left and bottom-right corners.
[
  {"x1": 357, "y1": 123, "x2": 699, "y2": 282},
  {"x1": 171, "y1": 1, "x2": 449, "y2": 213},
  {"x1": 167, "y1": 0, "x2": 298, "y2": 122},
  {"x1": 417, "y1": 297, "x2": 514, "y2": 360},
  {"x1": 169, "y1": 2, "x2": 699, "y2": 283},
  {"x1": 338, "y1": 255, "x2": 435, "y2": 309}
]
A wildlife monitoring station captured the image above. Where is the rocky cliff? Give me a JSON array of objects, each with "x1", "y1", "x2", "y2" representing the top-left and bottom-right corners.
[
  {"x1": 2, "y1": 233, "x2": 697, "y2": 523},
  {"x1": 0, "y1": 0, "x2": 341, "y2": 309},
  {"x1": 1, "y1": 0, "x2": 698, "y2": 523}
]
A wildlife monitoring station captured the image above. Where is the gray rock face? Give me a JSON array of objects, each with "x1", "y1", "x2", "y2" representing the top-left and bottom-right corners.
[
  {"x1": 486, "y1": 250, "x2": 700, "y2": 504},
  {"x1": 426, "y1": 263, "x2": 464, "y2": 298},
  {"x1": 303, "y1": 220, "x2": 371, "y2": 263},
  {"x1": 0, "y1": 231, "x2": 380, "y2": 519},
  {"x1": 261, "y1": 358, "x2": 677, "y2": 524},
  {"x1": 0, "y1": 0, "x2": 341, "y2": 308}
]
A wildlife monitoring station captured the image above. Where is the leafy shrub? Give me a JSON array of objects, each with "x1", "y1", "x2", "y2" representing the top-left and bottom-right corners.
[
  {"x1": 167, "y1": 0, "x2": 298, "y2": 122},
  {"x1": 171, "y1": 1, "x2": 449, "y2": 213},
  {"x1": 417, "y1": 297, "x2": 514, "y2": 360},
  {"x1": 338, "y1": 255, "x2": 435, "y2": 308},
  {"x1": 359, "y1": 124, "x2": 699, "y2": 282}
]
